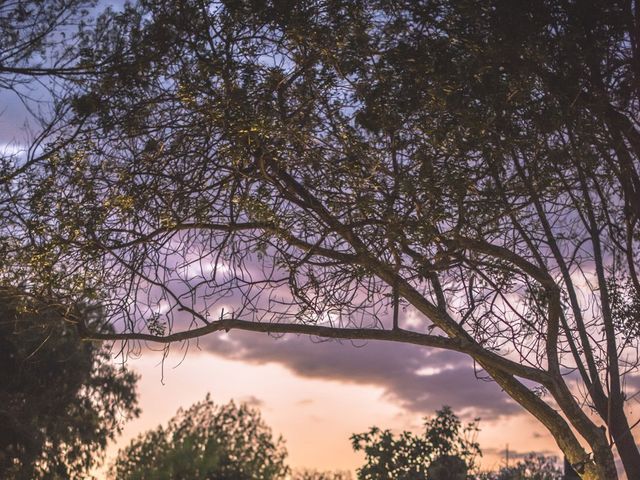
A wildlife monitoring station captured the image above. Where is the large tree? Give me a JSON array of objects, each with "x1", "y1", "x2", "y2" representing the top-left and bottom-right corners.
[
  {"x1": 7, "y1": 1, "x2": 640, "y2": 479},
  {"x1": 0, "y1": 288, "x2": 140, "y2": 479}
]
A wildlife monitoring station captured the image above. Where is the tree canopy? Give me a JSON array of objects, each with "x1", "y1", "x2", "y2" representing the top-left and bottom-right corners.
[
  {"x1": 292, "y1": 470, "x2": 353, "y2": 480},
  {"x1": 0, "y1": 289, "x2": 139, "y2": 479},
  {"x1": 0, "y1": 0, "x2": 96, "y2": 82},
  {"x1": 478, "y1": 454, "x2": 563, "y2": 480},
  {"x1": 351, "y1": 406, "x2": 480, "y2": 480},
  {"x1": 109, "y1": 395, "x2": 289, "y2": 480},
  {"x1": 3, "y1": 1, "x2": 640, "y2": 479}
]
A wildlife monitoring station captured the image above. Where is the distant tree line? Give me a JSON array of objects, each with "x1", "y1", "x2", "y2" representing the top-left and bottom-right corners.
[{"x1": 110, "y1": 398, "x2": 563, "y2": 480}]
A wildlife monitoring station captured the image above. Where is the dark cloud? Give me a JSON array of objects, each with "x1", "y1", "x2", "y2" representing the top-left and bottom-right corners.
[
  {"x1": 623, "y1": 374, "x2": 640, "y2": 392},
  {"x1": 239, "y1": 395, "x2": 265, "y2": 408},
  {"x1": 201, "y1": 330, "x2": 523, "y2": 420}
]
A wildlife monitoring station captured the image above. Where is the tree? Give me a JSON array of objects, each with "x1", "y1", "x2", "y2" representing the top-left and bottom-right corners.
[
  {"x1": 8, "y1": 1, "x2": 640, "y2": 478},
  {"x1": 110, "y1": 395, "x2": 289, "y2": 480},
  {"x1": 291, "y1": 470, "x2": 353, "y2": 480},
  {"x1": 351, "y1": 406, "x2": 480, "y2": 480},
  {"x1": 0, "y1": 288, "x2": 139, "y2": 479},
  {"x1": 478, "y1": 454, "x2": 563, "y2": 480}
]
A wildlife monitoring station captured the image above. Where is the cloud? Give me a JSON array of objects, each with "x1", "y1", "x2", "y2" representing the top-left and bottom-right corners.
[
  {"x1": 623, "y1": 374, "x2": 640, "y2": 393},
  {"x1": 0, "y1": 88, "x2": 47, "y2": 144},
  {"x1": 239, "y1": 395, "x2": 265, "y2": 408},
  {"x1": 200, "y1": 330, "x2": 523, "y2": 420}
]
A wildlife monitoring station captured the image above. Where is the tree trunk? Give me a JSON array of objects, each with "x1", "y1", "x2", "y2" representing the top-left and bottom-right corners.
[{"x1": 609, "y1": 409, "x2": 640, "y2": 480}]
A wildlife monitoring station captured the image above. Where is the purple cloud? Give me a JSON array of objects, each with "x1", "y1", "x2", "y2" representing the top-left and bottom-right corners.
[{"x1": 200, "y1": 330, "x2": 523, "y2": 420}]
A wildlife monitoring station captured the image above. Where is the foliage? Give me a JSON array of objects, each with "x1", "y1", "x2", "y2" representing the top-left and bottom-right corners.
[
  {"x1": 608, "y1": 278, "x2": 640, "y2": 338},
  {"x1": 110, "y1": 395, "x2": 289, "y2": 480},
  {"x1": 292, "y1": 470, "x2": 353, "y2": 480},
  {"x1": 0, "y1": 288, "x2": 140, "y2": 480},
  {"x1": 0, "y1": 0, "x2": 96, "y2": 82},
  {"x1": 478, "y1": 454, "x2": 562, "y2": 480},
  {"x1": 351, "y1": 406, "x2": 480, "y2": 479},
  {"x1": 4, "y1": 0, "x2": 640, "y2": 478},
  {"x1": 0, "y1": 0, "x2": 108, "y2": 302}
]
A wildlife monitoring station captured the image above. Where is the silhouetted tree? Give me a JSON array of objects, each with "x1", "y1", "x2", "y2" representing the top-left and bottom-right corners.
[
  {"x1": 110, "y1": 395, "x2": 289, "y2": 480},
  {"x1": 478, "y1": 454, "x2": 562, "y2": 480},
  {"x1": 292, "y1": 470, "x2": 353, "y2": 480},
  {"x1": 351, "y1": 406, "x2": 480, "y2": 479},
  {"x1": 427, "y1": 455, "x2": 468, "y2": 480},
  {"x1": 0, "y1": 288, "x2": 139, "y2": 479}
]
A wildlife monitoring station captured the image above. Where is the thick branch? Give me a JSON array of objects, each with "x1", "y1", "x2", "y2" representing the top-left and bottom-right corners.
[{"x1": 83, "y1": 316, "x2": 548, "y2": 383}]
